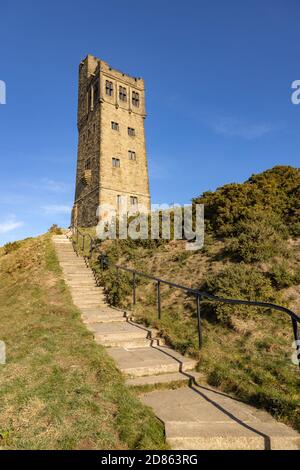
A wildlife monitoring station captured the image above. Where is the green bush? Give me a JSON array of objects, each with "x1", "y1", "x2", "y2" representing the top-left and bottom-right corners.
[
  {"x1": 269, "y1": 262, "x2": 296, "y2": 289},
  {"x1": 203, "y1": 264, "x2": 281, "y2": 326},
  {"x1": 290, "y1": 222, "x2": 300, "y2": 238},
  {"x1": 193, "y1": 166, "x2": 300, "y2": 238},
  {"x1": 228, "y1": 210, "x2": 287, "y2": 262},
  {"x1": 48, "y1": 224, "x2": 63, "y2": 235},
  {"x1": 3, "y1": 241, "x2": 21, "y2": 255},
  {"x1": 99, "y1": 267, "x2": 132, "y2": 307}
]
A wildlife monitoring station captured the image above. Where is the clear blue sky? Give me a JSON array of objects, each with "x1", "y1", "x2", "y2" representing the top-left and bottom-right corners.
[{"x1": 0, "y1": 0, "x2": 299, "y2": 244}]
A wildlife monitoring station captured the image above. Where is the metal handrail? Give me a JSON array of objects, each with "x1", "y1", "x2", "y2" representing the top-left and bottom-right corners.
[{"x1": 71, "y1": 225, "x2": 300, "y2": 368}]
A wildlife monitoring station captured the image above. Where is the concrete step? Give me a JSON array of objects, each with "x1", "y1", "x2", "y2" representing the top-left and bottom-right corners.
[
  {"x1": 73, "y1": 303, "x2": 107, "y2": 309},
  {"x1": 67, "y1": 283, "x2": 98, "y2": 288},
  {"x1": 95, "y1": 336, "x2": 151, "y2": 348},
  {"x1": 165, "y1": 422, "x2": 300, "y2": 450},
  {"x1": 141, "y1": 387, "x2": 300, "y2": 450},
  {"x1": 89, "y1": 321, "x2": 150, "y2": 348},
  {"x1": 71, "y1": 292, "x2": 106, "y2": 299},
  {"x1": 82, "y1": 313, "x2": 126, "y2": 324},
  {"x1": 107, "y1": 345, "x2": 197, "y2": 377},
  {"x1": 126, "y1": 371, "x2": 204, "y2": 388},
  {"x1": 61, "y1": 266, "x2": 90, "y2": 270},
  {"x1": 64, "y1": 274, "x2": 95, "y2": 279},
  {"x1": 70, "y1": 289, "x2": 103, "y2": 295},
  {"x1": 81, "y1": 308, "x2": 127, "y2": 323},
  {"x1": 62, "y1": 271, "x2": 93, "y2": 276},
  {"x1": 73, "y1": 300, "x2": 107, "y2": 306},
  {"x1": 58, "y1": 258, "x2": 86, "y2": 263}
]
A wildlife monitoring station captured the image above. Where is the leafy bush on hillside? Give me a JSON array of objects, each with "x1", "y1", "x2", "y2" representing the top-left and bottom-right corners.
[
  {"x1": 193, "y1": 166, "x2": 300, "y2": 238},
  {"x1": 203, "y1": 264, "x2": 282, "y2": 326},
  {"x1": 228, "y1": 209, "x2": 287, "y2": 262},
  {"x1": 98, "y1": 267, "x2": 132, "y2": 307},
  {"x1": 269, "y1": 261, "x2": 300, "y2": 289},
  {"x1": 3, "y1": 241, "x2": 21, "y2": 255},
  {"x1": 48, "y1": 224, "x2": 63, "y2": 235}
]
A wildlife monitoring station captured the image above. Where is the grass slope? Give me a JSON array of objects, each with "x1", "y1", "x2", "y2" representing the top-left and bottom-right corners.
[{"x1": 0, "y1": 234, "x2": 166, "y2": 450}]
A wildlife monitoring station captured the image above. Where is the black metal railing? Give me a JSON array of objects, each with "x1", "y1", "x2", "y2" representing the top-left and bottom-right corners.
[{"x1": 70, "y1": 225, "x2": 300, "y2": 368}]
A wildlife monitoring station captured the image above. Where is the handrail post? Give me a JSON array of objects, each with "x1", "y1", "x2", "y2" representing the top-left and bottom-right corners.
[
  {"x1": 82, "y1": 234, "x2": 85, "y2": 252},
  {"x1": 292, "y1": 318, "x2": 300, "y2": 369},
  {"x1": 196, "y1": 294, "x2": 203, "y2": 350},
  {"x1": 133, "y1": 272, "x2": 136, "y2": 306},
  {"x1": 157, "y1": 280, "x2": 161, "y2": 320}
]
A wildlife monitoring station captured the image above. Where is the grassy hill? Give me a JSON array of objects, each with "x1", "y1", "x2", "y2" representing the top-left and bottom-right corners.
[
  {"x1": 0, "y1": 233, "x2": 166, "y2": 450},
  {"x1": 88, "y1": 166, "x2": 300, "y2": 432}
]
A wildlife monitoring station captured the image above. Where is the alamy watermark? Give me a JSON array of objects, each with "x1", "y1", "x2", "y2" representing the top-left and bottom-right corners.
[
  {"x1": 0, "y1": 80, "x2": 6, "y2": 105},
  {"x1": 96, "y1": 201, "x2": 204, "y2": 250},
  {"x1": 0, "y1": 341, "x2": 6, "y2": 364},
  {"x1": 291, "y1": 80, "x2": 300, "y2": 105}
]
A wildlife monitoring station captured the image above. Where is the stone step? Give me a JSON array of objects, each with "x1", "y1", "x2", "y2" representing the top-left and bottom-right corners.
[
  {"x1": 126, "y1": 371, "x2": 203, "y2": 388},
  {"x1": 95, "y1": 336, "x2": 152, "y2": 349},
  {"x1": 141, "y1": 387, "x2": 300, "y2": 450},
  {"x1": 68, "y1": 283, "x2": 98, "y2": 288},
  {"x1": 88, "y1": 321, "x2": 150, "y2": 345},
  {"x1": 58, "y1": 258, "x2": 86, "y2": 262},
  {"x1": 73, "y1": 300, "x2": 107, "y2": 306},
  {"x1": 165, "y1": 422, "x2": 300, "y2": 450},
  {"x1": 81, "y1": 308, "x2": 127, "y2": 323},
  {"x1": 70, "y1": 288, "x2": 103, "y2": 295},
  {"x1": 80, "y1": 306, "x2": 124, "y2": 314},
  {"x1": 82, "y1": 313, "x2": 127, "y2": 324},
  {"x1": 62, "y1": 270, "x2": 93, "y2": 275},
  {"x1": 73, "y1": 303, "x2": 107, "y2": 309},
  {"x1": 71, "y1": 292, "x2": 106, "y2": 298},
  {"x1": 64, "y1": 274, "x2": 95, "y2": 279},
  {"x1": 73, "y1": 301, "x2": 107, "y2": 307},
  {"x1": 107, "y1": 345, "x2": 197, "y2": 377},
  {"x1": 61, "y1": 265, "x2": 89, "y2": 269}
]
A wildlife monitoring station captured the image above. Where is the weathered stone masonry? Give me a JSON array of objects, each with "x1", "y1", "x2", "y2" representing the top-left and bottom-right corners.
[{"x1": 72, "y1": 54, "x2": 151, "y2": 227}]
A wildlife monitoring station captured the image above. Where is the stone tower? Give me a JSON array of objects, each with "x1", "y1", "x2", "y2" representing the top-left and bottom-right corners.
[{"x1": 72, "y1": 54, "x2": 151, "y2": 227}]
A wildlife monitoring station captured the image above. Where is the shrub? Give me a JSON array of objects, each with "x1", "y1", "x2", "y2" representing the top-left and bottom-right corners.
[
  {"x1": 48, "y1": 224, "x2": 63, "y2": 235},
  {"x1": 193, "y1": 166, "x2": 300, "y2": 238},
  {"x1": 290, "y1": 222, "x2": 300, "y2": 238},
  {"x1": 99, "y1": 267, "x2": 132, "y2": 307},
  {"x1": 203, "y1": 264, "x2": 281, "y2": 326},
  {"x1": 3, "y1": 241, "x2": 21, "y2": 255},
  {"x1": 228, "y1": 210, "x2": 287, "y2": 262},
  {"x1": 269, "y1": 262, "x2": 296, "y2": 289}
]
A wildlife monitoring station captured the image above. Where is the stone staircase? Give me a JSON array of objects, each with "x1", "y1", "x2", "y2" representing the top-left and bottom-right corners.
[{"x1": 53, "y1": 234, "x2": 300, "y2": 450}]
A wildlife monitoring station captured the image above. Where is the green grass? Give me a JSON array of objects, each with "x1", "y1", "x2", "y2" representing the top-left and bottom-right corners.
[{"x1": 0, "y1": 234, "x2": 167, "y2": 450}]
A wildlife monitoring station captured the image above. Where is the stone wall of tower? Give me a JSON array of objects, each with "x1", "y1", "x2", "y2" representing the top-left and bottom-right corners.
[
  {"x1": 98, "y1": 61, "x2": 150, "y2": 212},
  {"x1": 72, "y1": 55, "x2": 151, "y2": 227},
  {"x1": 73, "y1": 56, "x2": 101, "y2": 226}
]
